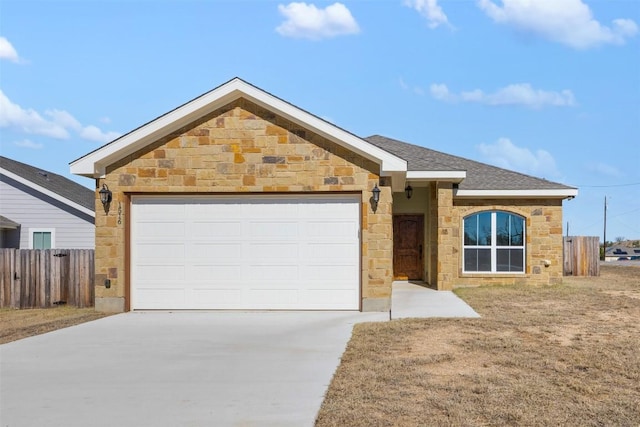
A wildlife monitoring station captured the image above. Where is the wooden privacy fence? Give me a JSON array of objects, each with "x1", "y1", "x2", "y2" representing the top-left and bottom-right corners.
[
  {"x1": 563, "y1": 236, "x2": 600, "y2": 276},
  {"x1": 0, "y1": 249, "x2": 95, "y2": 308}
]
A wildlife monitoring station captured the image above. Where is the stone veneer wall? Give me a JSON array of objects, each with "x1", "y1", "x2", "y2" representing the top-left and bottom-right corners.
[
  {"x1": 93, "y1": 98, "x2": 393, "y2": 312},
  {"x1": 434, "y1": 193, "x2": 564, "y2": 290}
]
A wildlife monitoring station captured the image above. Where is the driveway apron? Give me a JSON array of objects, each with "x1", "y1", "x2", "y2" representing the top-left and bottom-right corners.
[{"x1": 0, "y1": 311, "x2": 387, "y2": 427}]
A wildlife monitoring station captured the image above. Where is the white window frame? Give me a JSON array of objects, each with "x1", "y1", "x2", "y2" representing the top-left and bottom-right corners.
[
  {"x1": 462, "y1": 212, "x2": 525, "y2": 274},
  {"x1": 29, "y1": 228, "x2": 56, "y2": 249}
]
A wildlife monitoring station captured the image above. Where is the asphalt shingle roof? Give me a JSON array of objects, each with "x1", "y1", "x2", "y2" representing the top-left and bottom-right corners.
[
  {"x1": 0, "y1": 156, "x2": 95, "y2": 211},
  {"x1": 365, "y1": 135, "x2": 576, "y2": 191}
]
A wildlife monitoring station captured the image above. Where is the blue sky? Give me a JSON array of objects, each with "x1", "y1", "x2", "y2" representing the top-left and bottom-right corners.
[{"x1": 1, "y1": 0, "x2": 638, "y2": 241}]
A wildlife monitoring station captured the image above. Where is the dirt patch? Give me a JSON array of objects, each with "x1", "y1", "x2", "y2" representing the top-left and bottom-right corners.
[
  {"x1": 0, "y1": 307, "x2": 111, "y2": 344},
  {"x1": 316, "y1": 265, "x2": 640, "y2": 427}
]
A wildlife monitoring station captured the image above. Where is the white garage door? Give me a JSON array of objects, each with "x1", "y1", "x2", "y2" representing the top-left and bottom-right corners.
[{"x1": 131, "y1": 195, "x2": 360, "y2": 310}]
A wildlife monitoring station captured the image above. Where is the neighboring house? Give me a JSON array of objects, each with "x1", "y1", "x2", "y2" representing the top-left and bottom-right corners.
[
  {"x1": 0, "y1": 156, "x2": 95, "y2": 249},
  {"x1": 604, "y1": 246, "x2": 640, "y2": 261},
  {"x1": 71, "y1": 78, "x2": 577, "y2": 313}
]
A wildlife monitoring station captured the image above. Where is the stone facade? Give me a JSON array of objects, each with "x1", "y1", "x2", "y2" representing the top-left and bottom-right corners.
[
  {"x1": 428, "y1": 187, "x2": 564, "y2": 290},
  {"x1": 392, "y1": 184, "x2": 564, "y2": 290},
  {"x1": 94, "y1": 99, "x2": 393, "y2": 312}
]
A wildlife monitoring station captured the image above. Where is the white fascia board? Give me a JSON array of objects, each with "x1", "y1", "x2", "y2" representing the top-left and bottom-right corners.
[
  {"x1": 406, "y1": 170, "x2": 466, "y2": 181},
  {"x1": 454, "y1": 188, "x2": 579, "y2": 199},
  {"x1": 1, "y1": 168, "x2": 95, "y2": 217},
  {"x1": 71, "y1": 78, "x2": 407, "y2": 177}
]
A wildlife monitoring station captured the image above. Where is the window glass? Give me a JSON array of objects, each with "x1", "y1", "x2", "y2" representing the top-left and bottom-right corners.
[
  {"x1": 464, "y1": 216, "x2": 477, "y2": 245},
  {"x1": 497, "y1": 249, "x2": 524, "y2": 272},
  {"x1": 478, "y1": 212, "x2": 491, "y2": 246},
  {"x1": 496, "y1": 212, "x2": 511, "y2": 246},
  {"x1": 464, "y1": 248, "x2": 492, "y2": 271},
  {"x1": 33, "y1": 232, "x2": 52, "y2": 249},
  {"x1": 510, "y1": 215, "x2": 524, "y2": 246},
  {"x1": 463, "y1": 212, "x2": 525, "y2": 273}
]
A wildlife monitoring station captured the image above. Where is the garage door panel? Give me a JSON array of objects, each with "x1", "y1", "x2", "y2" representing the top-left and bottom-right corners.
[
  {"x1": 136, "y1": 221, "x2": 185, "y2": 239},
  {"x1": 305, "y1": 221, "x2": 357, "y2": 239},
  {"x1": 190, "y1": 288, "x2": 242, "y2": 306},
  {"x1": 305, "y1": 265, "x2": 357, "y2": 280},
  {"x1": 247, "y1": 265, "x2": 299, "y2": 280},
  {"x1": 187, "y1": 265, "x2": 241, "y2": 280},
  {"x1": 132, "y1": 195, "x2": 360, "y2": 310},
  {"x1": 136, "y1": 264, "x2": 185, "y2": 281},
  {"x1": 306, "y1": 242, "x2": 355, "y2": 260},
  {"x1": 136, "y1": 287, "x2": 186, "y2": 307},
  {"x1": 247, "y1": 242, "x2": 299, "y2": 259},
  {"x1": 189, "y1": 202, "x2": 242, "y2": 218},
  {"x1": 187, "y1": 242, "x2": 242, "y2": 259},
  {"x1": 248, "y1": 221, "x2": 299, "y2": 239},
  {"x1": 137, "y1": 243, "x2": 185, "y2": 259},
  {"x1": 189, "y1": 221, "x2": 242, "y2": 238}
]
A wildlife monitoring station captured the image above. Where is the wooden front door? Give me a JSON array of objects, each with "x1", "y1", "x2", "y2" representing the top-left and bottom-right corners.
[{"x1": 393, "y1": 215, "x2": 424, "y2": 280}]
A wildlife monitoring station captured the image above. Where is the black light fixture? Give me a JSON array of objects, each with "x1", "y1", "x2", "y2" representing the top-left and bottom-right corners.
[
  {"x1": 99, "y1": 184, "x2": 112, "y2": 210},
  {"x1": 405, "y1": 184, "x2": 413, "y2": 199},
  {"x1": 372, "y1": 184, "x2": 381, "y2": 204}
]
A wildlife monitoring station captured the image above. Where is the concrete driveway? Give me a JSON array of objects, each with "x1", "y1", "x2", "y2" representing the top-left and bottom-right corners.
[{"x1": 0, "y1": 311, "x2": 387, "y2": 427}]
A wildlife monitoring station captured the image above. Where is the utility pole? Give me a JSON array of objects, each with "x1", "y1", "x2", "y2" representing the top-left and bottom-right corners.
[{"x1": 602, "y1": 196, "x2": 607, "y2": 261}]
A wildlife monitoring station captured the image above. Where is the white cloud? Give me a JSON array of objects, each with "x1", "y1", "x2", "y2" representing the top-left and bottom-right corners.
[
  {"x1": 13, "y1": 139, "x2": 43, "y2": 150},
  {"x1": 399, "y1": 77, "x2": 426, "y2": 96},
  {"x1": 477, "y1": 137, "x2": 561, "y2": 178},
  {"x1": 586, "y1": 162, "x2": 623, "y2": 178},
  {"x1": 0, "y1": 37, "x2": 20, "y2": 63},
  {"x1": 404, "y1": 0, "x2": 451, "y2": 29},
  {"x1": 46, "y1": 109, "x2": 83, "y2": 130},
  {"x1": 276, "y1": 2, "x2": 360, "y2": 40},
  {"x1": 79, "y1": 125, "x2": 121, "y2": 143},
  {"x1": 429, "y1": 83, "x2": 453, "y2": 101},
  {"x1": 430, "y1": 83, "x2": 575, "y2": 108},
  {"x1": 477, "y1": 0, "x2": 638, "y2": 49},
  {"x1": 0, "y1": 90, "x2": 69, "y2": 139},
  {"x1": 0, "y1": 90, "x2": 121, "y2": 143}
]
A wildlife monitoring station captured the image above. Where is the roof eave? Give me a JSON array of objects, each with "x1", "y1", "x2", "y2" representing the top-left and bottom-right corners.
[
  {"x1": 70, "y1": 78, "x2": 407, "y2": 178},
  {"x1": 406, "y1": 170, "x2": 466, "y2": 183},
  {"x1": 454, "y1": 188, "x2": 579, "y2": 199}
]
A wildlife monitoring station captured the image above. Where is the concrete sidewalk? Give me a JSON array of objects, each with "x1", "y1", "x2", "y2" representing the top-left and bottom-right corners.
[
  {"x1": 391, "y1": 281, "x2": 481, "y2": 319},
  {"x1": 0, "y1": 311, "x2": 387, "y2": 427}
]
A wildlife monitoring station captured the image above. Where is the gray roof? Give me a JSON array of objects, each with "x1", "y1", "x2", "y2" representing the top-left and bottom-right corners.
[
  {"x1": 0, "y1": 156, "x2": 94, "y2": 211},
  {"x1": 0, "y1": 215, "x2": 20, "y2": 230},
  {"x1": 605, "y1": 246, "x2": 640, "y2": 256},
  {"x1": 365, "y1": 135, "x2": 576, "y2": 191}
]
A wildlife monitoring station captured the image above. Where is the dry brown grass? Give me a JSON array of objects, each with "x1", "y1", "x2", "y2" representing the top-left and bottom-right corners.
[
  {"x1": 317, "y1": 265, "x2": 640, "y2": 427},
  {"x1": 0, "y1": 306, "x2": 111, "y2": 344}
]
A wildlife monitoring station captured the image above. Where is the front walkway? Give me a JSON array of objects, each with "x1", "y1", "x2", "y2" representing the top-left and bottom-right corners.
[{"x1": 391, "y1": 281, "x2": 481, "y2": 319}]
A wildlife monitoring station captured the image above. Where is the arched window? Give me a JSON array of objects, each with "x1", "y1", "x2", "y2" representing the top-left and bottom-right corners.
[{"x1": 463, "y1": 211, "x2": 525, "y2": 273}]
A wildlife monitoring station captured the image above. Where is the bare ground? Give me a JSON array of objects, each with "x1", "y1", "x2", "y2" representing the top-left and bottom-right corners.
[
  {"x1": 0, "y1": 307, "x2": 111, "y2": 344},
  {"x1": 316, "y1": 265, "x2": 640, "y2": 427}
]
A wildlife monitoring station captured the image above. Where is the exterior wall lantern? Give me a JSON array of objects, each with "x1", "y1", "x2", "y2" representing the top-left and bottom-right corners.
[
  {"x1": 371, "y1": 183, "x2": 381, "y2": 213},
  {"x1": 405, "y1": 185, "x2": 413, "y2": 199},
  {"x1": 372, "y1": 184, "x2": 381, "y2": 203},
  {"x1": 99, "y1": 184, "x2": 112, "y2": 213}
]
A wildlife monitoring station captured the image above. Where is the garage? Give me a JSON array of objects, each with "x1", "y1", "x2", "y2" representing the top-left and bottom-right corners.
[{"x1": 131, "y1": 194, "x2": 361, "y2": 310}]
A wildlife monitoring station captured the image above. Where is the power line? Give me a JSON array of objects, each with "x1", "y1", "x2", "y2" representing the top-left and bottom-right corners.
[{"x1": 575, "y1": 182, "x2": 640, "y2": 188}]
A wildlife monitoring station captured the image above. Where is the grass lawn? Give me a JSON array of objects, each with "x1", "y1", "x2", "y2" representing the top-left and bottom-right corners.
[
  {"x1": 316, "y1": 265, "x2": 640, "y2": 427},
  {"x1": 0, "y1": 306, "x2": 111, "y2": 344}
]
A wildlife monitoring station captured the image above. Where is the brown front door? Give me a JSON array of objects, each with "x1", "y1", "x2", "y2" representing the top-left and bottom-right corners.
[{"x1": 393, "y1": 214, "x2": 424, "y2": 280}]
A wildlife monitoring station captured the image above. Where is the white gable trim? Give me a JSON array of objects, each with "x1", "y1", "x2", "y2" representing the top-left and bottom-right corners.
[
  {"x1": 70, "y1": 78, "x2": 407, "y2": 178},
  {"x1": 454, "y1": 188, "x2": 578, "y2": 199},
  {"x1": 0, "y1": 168, "x2": 95, "y2": 218}
]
